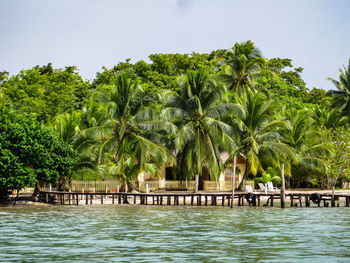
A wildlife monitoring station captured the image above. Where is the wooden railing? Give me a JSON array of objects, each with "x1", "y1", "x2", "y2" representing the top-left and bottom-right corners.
[{"x1": 18, "y1": 179, "x2": 254, "y2": 193}]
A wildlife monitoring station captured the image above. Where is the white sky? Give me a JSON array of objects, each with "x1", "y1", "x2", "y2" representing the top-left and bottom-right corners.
[{"x1": 0, "y1": 0, "x2": 349, "y2": 90}]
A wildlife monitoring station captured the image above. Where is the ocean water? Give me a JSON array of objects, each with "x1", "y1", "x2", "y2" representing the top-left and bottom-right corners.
[{"x1": 0, "y1": 205, "x2": 349, "y2": 262}]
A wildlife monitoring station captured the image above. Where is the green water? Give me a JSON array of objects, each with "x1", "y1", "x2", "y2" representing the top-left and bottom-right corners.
[{"x1": 0, "y1": 205, "x2": 350, "y2": 262}]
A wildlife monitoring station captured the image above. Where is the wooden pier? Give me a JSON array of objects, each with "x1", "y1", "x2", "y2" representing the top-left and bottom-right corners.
[{"x1": 39, "y1": 191, "x2": 350, "y2": 208}]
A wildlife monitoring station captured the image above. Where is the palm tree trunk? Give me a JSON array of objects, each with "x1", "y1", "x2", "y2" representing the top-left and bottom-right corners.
[
  {"x1": 238, "y1": 169, "x2": 247, "y2": 191},
  {"x1": 124, "y1": 181, "x2": 128, "y2": 193},
  {"x1": 194, "y1": 174, "x2": 199, "y2": 193}
]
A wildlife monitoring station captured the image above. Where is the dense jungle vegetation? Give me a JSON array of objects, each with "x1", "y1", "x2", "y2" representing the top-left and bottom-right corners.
[{"x1": 1, "y1": 41, "x2": 350, "y2": 196}]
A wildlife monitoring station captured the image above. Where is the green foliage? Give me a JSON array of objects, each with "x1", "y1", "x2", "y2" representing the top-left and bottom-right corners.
[
  {"x1": 228, "y1": 89, "x2": 296, "y2": 177},
  {"x1": 2, "y1": 41, "x2": 350, "y2": 190},
  {"x1": 218, "y1": 41, "x2": 272, "y2": 94},
  {"x1": 322, "y1": 127, "x2": 350, "y2": 189},
  {"x1": 329, "y1": 59, "x2": 350, "y2": 118},
  {"x1": 84, "y1": 73, "x2": 175, "y2": 190},
  {"x1": 162, "y1": 69, "x2": 236, "y2": 189},
  {"x1": 267, "y1": 58, "x2": 306, "y2": 90},
  {"x1": 2, "y1": 64, "x2": 91, "y2": 122},
  {"x1": 255, "y1": 167, "x2": 281, "y2": 186},
  {"x1": 0, "y1": 108, "x2": 76, "y2": 198}
]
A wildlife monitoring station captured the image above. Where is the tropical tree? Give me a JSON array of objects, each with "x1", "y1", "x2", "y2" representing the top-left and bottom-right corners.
[
  {"x1": 84, "y1": 73, "x2": 175, "y2": 192},
  {"x1": 328, "y1": 59, "x2": 350, "y2": 118},
  {"x1": 283, "y1": 109, "x2": 332, "y2": 187},
  {"x1": 312, "y1": 106, "x2": 348, "y2": 130},
  {"x1": 161, "y1": 69, "x2": 239, "y2": 192},
  {"x1": 218, "y1": 41, "x2": 272, "y2": 94},
  {"x1": 2, "y1": 64, "x2": 91, "y2": 122},
  {"x1": 322, "y1": 127, "x2": 350, "y2": 191},
  {"x1": 52, "y1": 111, "x2": 99, "y2": 180},
  {"x1": 0, "y1": 107, "x2": 76, "y2": 200},
  {"x1": 226, "y1": 89, "x2": 295, "y2": 188}
]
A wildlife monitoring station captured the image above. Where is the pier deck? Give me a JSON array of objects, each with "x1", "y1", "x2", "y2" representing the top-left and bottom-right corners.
[{"x1": 39, "y1": 191, "x2": 350, "y2": 208}]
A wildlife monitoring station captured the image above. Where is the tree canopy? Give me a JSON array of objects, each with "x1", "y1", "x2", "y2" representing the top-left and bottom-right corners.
[
  {"x1": 0, "y1": 108, "x2": 76, "y2": 199},
  {"x1": 1, "y1": 40, "x2": 349, "y2": 191}
]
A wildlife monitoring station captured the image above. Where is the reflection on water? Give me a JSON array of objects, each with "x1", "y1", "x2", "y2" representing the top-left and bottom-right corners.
[{"x1": 0, "y1": 205, "x2": 350, "y2": 262}]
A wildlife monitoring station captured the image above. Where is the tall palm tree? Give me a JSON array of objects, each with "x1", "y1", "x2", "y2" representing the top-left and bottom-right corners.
[
  {"x1": 84, "y1": 73, "x2": 175, "y2": 192},
  {"x1": 328, "y1": 59, "x2": 350, "y2": 118},
  {"x1": 227, "y1": 89, "x2": 295, "y2": 187},
  {"x1": 162, "y1": 70, "x2": 239, "y2": 192},
  {"x1": 218, "y1": 41, "x2": 272, "y2": 94},
  {"x1": 283, "y1": 109, "x2": 332, "y2": 187}
]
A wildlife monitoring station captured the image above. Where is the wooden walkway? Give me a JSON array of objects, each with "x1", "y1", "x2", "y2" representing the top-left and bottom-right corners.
[{"x1": 39, "y1": 191, "x2": 350, "y2": 208}]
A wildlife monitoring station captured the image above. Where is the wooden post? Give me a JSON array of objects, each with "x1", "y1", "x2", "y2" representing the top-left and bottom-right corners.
[
  {"x1": 305, "y1": 196, "x2": 310, "y2": 207},
  {"x1": 281, "y1": 163, "x2": 286, "y2": 208},
  {"x1": 231, "y1": 155, "x2": 237, "y2": 208},
  {"x1": 167, "y1": 196, "x2": 171, "y2": 205},
  {"x1": 331, "y1": 186, "x2": 335, "y2": 207},
  {"x1": 211, "y1": 195, "x2": 216, "y2": 206},
  {"x1": 270, "y1": 195, "x2": 274, "y2": 206}
]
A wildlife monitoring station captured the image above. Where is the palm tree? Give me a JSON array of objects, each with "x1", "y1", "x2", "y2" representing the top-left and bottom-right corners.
[
  {"x1": 218, "y1": 41, "x2": 272, "y2": 94},
  {"x1": 312, "y1": 106, "x2": 348, "y2": 130},
  {"x1": 283, "y1": 109, "x2": 332, "y2": 187},
  {"x1": 52, "y1": 111, "x2": 100, "y2": 185},
  {"x1": 161, "y1": 70, "x2": 240, "y2": 192},
  {"x1": 84, "y1": 73, "x2": 175, "y2": 192},
  {"x1": 227, "y1": 89, "x2": 295, "y2": 188},
  {"x1": 328, "y1": 59, "x2": 350, "y2": 118}
]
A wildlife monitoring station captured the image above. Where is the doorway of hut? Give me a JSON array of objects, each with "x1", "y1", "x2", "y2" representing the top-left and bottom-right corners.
[{"x1": 198, "y1": 167, "x2": 210, "y2": 190}]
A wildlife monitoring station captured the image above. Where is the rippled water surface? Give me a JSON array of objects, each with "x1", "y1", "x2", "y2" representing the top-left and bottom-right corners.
[{"x1": 0, "y1": 205, "x2": 350, "y2": 262}]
